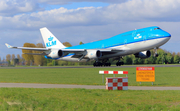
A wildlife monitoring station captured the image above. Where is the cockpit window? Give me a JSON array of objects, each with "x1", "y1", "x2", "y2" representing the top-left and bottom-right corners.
[{"x1": 154, "y1": 27, "x2": 161, "y2": 30}]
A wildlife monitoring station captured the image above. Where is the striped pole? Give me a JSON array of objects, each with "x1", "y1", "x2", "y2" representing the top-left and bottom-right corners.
[{"x1": 99, "y1": 71, "x2": 128, "y2": 83}]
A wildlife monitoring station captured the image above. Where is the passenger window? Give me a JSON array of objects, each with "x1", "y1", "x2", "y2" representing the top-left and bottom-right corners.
[{"x1": 154, "y1": 28, "x2": 160, "y2": 30}]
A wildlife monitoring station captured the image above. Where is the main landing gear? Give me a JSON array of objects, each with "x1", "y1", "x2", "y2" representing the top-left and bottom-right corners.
[
  {"x1": 115, "y1": 57, "x2": 124, "y2": 66},
  {"x1": 93, "y1": 61, "x2": 111, "y2": 67},
  {"x1": 93, "y1": 57, "x2": 124, "y2": 67},
  {"x1": 116, "y1": 61, "x2": 124, "y2": 66}
]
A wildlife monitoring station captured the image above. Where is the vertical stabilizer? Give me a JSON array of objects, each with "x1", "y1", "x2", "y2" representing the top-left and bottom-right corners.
[{"x1": 40, "y1": 27, "x2": 66, "y2": 49}]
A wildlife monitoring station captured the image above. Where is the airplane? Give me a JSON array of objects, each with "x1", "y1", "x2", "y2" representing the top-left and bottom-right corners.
[{"x1": 5, "y1": 26, "x2": 171, "y2": 67}]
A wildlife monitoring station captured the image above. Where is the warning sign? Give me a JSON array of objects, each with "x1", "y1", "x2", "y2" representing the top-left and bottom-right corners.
[{"x1": 136, "y1": 67, "x2": 155, "y2": 82}]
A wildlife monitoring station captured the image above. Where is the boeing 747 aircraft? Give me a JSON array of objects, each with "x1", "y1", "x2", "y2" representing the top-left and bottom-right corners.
[{"x1": 5, "y1": 26, "x2": 171, "y2": 67}]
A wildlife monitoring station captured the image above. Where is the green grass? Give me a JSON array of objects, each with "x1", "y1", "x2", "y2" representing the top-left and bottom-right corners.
[
  {"x1": 0, "y1": 88, "x2": 180, "y2": 111},
  {"x1": 1, "y1": 67, "x2": 180, "y2": 111},
  {"x1": 0, "y1": 67, "x2": 180, "y2": 86}
]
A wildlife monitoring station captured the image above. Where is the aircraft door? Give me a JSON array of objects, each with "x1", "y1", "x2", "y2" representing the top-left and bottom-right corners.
[
  {"x1": 124, "y1": 39, "x2": 127, "y2": 45},
  {"x1": 132, "y1": 29, "x2": 137, "y2": 37},
  {"x1": 143, "y1": 35, "x2": 146, "y2": 41}
]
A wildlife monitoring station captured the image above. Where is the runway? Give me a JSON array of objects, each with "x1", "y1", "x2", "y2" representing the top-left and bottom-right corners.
[
  {"x1": 1, "y1": 64, "x2": 180, "y2": 69},
  {"x1": 1, "y1": 65, "x2": 180, "y2": 90},
  {"x1": 1, "y1": 83, "x2": 180, "y2": 90}
]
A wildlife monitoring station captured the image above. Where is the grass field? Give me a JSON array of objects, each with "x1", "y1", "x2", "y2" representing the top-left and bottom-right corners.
[
  {"x1": 0, "y1": 67, "x2": 180, "y2": 86},
  {"x1": 1, "y1": 88, "x2": 180, "y2": 111},
  {"x1": 1, "y1": 66, "x2": 180, "y2": 110}
]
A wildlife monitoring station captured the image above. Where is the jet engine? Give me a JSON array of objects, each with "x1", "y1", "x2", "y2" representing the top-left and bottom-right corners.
[
  {"x1": 134, "y1": 50, "x2": 151, "y2": 59},
  {"x1": 48, "y1": 50, "x2": 64, "y2": 59},
  {"x1": 86, "y1": 50, "x2": 102, "y2": 59}
]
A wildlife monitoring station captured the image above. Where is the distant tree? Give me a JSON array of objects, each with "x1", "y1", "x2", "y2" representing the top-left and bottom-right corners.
[
  {"x1": 6, "y1": 54, "x2": 11, "y2": 62},
  {"x1": 0, "y1": 57, "x2": 1, "y2": 62},
  {"x1": 165, "y1": 53, "x2": 173, "y2": 64},
  {"x1": 17, "y1": 54, "x2": 23, "y2": 64},
  {"x1": 63, "y1": 42, "x2": 72, "y2": 47},
  {"x1": 174, "y1": 55, "x2": 180, "y2": 64},
  {"x1": 17, "y1": 54, "x2": 21, "y2": 60},
  {"x1": 172, "y1": 52, "x2": 176, "y2": 57},
  {"x1": 33, "y1": 43, "x2": 45, "y2": 66},
  {"x1": 14, "y1": 58, "x2": 19, "y2": 65},
  {"x1": 156, "y1": 55, "x2": 162, "y2": 64},
  {"x1": 6, "y1": 54, "x2": 11, "y2": 65},
  {"x1": 79, "y1": 41, "x2": 84, "y2": 45},
  {"x1": 148, "y1": 51, "x2": 156, "y2": 64},
  {"x1": 177, "y1": 52, "x2": 180, "y2": 57},
  {"x1": 123, "y1": 56, "x2": 132, "y2": 64},
  {"x1": 144, "y1": 58, "x2": 149, "y2": 64},
  {"x1": 12, "y1": 54, "x2": 15, "y2": 60},
  {"x1": 22, "y1": 43, "x2": 36, "y2": 65},
  {"x1": 138, "y1": 58, "x2": 144, "y2": 64},
  {"x1": 131, "y1": 55, "x2": 138, "y2": 64}
]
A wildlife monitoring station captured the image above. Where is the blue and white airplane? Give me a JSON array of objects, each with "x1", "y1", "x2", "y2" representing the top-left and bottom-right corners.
[{"x1": 5, "y1": 26, "x2": 171, "y2": 66}]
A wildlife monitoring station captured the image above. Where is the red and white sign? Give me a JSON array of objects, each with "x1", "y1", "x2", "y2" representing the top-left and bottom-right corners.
[
  {"x1": 136, "y1": 67, "x2": 154, "y2": 71},
  {"x1": 99, "y1": 71, "x2": 128, "y2": 74},
  {"x1": 106, "y1": 77, "x2": 128, "y2": 90}
]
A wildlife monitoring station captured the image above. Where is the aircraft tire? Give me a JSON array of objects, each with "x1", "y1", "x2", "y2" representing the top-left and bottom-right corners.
[
  {"x1": 93, "y1": 62, "x2": 103, "y2": 67},
  {"x1": 154, "y1": 53, "x2": 159, "y2": 57},
  {"x1": 116, "y1": 62, "x2": 123, "y2": 66}
]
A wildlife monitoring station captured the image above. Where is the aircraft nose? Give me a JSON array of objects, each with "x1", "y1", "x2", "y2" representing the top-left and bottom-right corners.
[{"x1": 163, "y1": 31, "x2": 171, "y2": 38}]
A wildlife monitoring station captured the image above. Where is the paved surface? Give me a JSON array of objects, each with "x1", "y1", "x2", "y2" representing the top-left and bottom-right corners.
[
  {"x1": 1, "y1": 65, "x2": 180, "y2": 90},
  {"x1": 1, "y1": 65, "x2": 180, "y2": 69},
  {"x1": 1, "y1": 83, "x2": 180, "y2": 90}
]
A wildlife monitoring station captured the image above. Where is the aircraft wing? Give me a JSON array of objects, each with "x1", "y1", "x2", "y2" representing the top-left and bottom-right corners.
[
  {"x1": 5, "y1": 43, "x2": 49, "y2": 51},
  {"x1": 70, "y1": 49, "x2": 123, "y2": 60},
  {"x1": 5, "y1": 43, "x2": 124, "y2": 60}
]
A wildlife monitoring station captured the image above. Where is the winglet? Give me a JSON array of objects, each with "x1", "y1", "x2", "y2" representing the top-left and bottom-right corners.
[{"x1": 5, "y1": 43, "x2": 13, "y2": 48}]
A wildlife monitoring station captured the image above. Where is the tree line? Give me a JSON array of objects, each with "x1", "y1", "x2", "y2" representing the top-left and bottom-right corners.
[{"x1": 1, "y1": 42, "x2": 180, "y2": 66}]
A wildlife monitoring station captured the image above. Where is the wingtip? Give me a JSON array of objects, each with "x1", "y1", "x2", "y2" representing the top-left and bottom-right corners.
[{"x1": 5, "y1": 43, "x2": 12, "y2": 48}]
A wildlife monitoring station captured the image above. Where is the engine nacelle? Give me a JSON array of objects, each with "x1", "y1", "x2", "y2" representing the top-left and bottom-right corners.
[
  {"x1": 134, "y1": 50, "x2": 151, "y2": 59},
  {"x1": 86, "y1": 50, "x2": 102, "y2": 59},
  {"x1": 48, "y1": 50, "x2": 64, "y2": 59}
]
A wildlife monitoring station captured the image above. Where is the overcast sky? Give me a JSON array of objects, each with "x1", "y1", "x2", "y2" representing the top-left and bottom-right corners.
[{"x1": 0, "y1": 0, "x2": 180, "y2": 59}]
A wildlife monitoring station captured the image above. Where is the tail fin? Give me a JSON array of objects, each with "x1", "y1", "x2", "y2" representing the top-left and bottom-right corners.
[{"x1": 40, "y1": 27, "x2": 66, "y2": 49}]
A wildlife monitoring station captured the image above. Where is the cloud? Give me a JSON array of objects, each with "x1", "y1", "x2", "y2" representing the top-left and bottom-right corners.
[
  {"x1": 0, "y1": 0, "x2": 127, "y2": 17},
  {"x1": 1, "y1": 0, "x2": 180, "y2": 31},
  {"x1": 1, "y1": 0, "x2": 180, "y2": 58},
  {"x1": 0, "y1": 0, "x2": 43, "y2": 16},
  {"x1": 38, "y1": 0, "x2": 127, "y2": 5}
]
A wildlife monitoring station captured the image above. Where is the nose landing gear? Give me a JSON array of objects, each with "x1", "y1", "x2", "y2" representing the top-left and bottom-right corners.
[{"x1": 154, "y1": 47, "x2": 159, "y2": 57}]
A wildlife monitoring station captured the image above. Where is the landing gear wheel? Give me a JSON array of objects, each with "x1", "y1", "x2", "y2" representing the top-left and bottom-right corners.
[
  {"x1": 103, "y1": 63, "x2": 111, "y2": 67},
  {"x1": 154, "y1": 53, "x2": 158, "y2": 57},
  {"x1": 116, "y1": 62, "x2": 124, "y2": 66},
  {"x1": 93, "y1": 62, "x2": 102, "y2": 67}
]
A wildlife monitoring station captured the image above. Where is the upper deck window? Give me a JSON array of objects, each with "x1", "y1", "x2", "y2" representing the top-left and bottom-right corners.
[
  {"x1": 121, "y1": 33, "x2": 132, "y2": 37},
  {"x1": 154, "y1": 27, "x2": 161, "y2": 30}
]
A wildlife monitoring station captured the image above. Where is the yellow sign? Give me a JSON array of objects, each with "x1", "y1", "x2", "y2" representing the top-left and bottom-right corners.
[{"x1": 136, "y1": 67, "x2": 155, "y2": 82}]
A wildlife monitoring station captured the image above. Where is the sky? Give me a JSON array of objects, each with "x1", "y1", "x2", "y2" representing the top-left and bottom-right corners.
[{"x1": 0, "y1": 0, "x2": 180, "y2": 59}]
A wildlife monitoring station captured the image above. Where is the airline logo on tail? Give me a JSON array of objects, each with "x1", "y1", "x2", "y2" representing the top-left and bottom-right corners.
[{"x1": 46, "y1": 36, "x2": 56, "y2": 47}]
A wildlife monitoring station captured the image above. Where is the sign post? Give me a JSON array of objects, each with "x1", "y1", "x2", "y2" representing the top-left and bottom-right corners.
[{"x1": 136, "y1": 67, "x2": 155, "y2": 85}]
